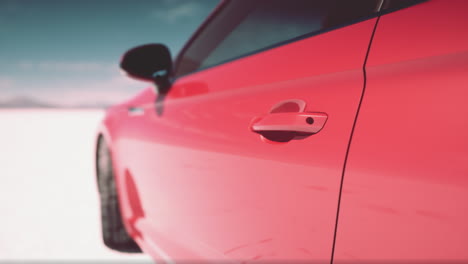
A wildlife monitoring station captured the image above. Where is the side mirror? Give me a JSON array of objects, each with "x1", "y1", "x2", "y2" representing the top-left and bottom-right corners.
[{"x1": 120, "y1": 43, "x2": 172, "y2": 94}]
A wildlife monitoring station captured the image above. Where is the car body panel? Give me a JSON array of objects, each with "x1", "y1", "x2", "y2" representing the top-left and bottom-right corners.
[
  {"x1": 334, "y1": 0, "x2": 468, "y2": 262},
  {"x1": 109, "y1": 18, "x2": 379, "y2": 263},
  {"x1": 95, "y1": 0, "x2": 468, "y2": 263}
]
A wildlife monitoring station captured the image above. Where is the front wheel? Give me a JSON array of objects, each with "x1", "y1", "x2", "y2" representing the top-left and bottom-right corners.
[{"x1": 96, "y1": 136, "x2": 142, "y2": 253}]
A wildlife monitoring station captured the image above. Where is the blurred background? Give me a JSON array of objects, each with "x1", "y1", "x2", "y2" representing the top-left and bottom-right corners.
[
  {"x1": 0, "y1": 0, "x2": 218, "y2": 261},
  {"x1": 0, "y1": 0, "x2": 219, "y2": 107}
]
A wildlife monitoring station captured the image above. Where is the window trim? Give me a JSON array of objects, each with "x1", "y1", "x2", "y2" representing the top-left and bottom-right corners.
[
  {"x1": 172, "y1": 0, "x2": 230, "y2": 79},
  {"x1": 172, "y1": 0, "x2": 426, "y2": 81}
]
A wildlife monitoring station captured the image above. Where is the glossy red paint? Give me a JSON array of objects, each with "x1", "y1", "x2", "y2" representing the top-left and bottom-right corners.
[
  {"x1": 103, "y1": 18, "x2": 377, "y2": 263},
  {"x1": 95, "y1": 1, "x2": 468, "y2": 263},
  {"x1": 333, "y1": 0, "x2": 468, "y2": 263}
]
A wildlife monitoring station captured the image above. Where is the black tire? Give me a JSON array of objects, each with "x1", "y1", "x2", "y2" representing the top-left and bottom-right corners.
[{"x1": 96, "y1": 136, "x2": 142, "y2": 253}]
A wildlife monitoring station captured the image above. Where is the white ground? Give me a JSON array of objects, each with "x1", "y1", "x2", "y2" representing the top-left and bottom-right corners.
[{"x1": 0, "y1": 109, "x2": 152, "y2": 262}]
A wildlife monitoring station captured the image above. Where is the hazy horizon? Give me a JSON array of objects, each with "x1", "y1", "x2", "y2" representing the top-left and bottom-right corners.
[{"x1": 0, "y1": 0, "x2": 219, "y2": 107}]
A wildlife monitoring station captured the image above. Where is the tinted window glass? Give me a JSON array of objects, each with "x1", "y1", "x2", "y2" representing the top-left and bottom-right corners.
[
  {"x1": 175, "y1": 0, "x2": 381, "y2": 77},
  {"x1": 381, "y1": 0, "x2": 424, "y2": 12}
]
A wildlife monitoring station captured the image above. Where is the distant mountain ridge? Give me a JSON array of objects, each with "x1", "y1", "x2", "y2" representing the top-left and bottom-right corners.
[
  {"x1": 0, "y1": 96, "x2": 108, "y2": 109},
  {"x1": 0, "y1": 96, "x2": 56, "y2": 108}
]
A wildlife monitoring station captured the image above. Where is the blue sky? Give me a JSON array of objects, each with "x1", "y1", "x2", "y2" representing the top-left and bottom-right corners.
[{"x1": 0, "y1": 0, "x2": 219, "y2": 106}]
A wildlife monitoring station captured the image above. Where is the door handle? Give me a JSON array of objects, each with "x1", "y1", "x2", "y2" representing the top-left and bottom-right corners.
[
  {"x1": 250, "y1": 99, "x2": 328, "y2": 142},
  {"x1": 251, "y1": 112, "x2": 328, "y2": 134}
]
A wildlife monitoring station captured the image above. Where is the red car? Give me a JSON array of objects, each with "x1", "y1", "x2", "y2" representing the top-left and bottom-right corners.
[{"x1": 95, "y1": 0, "x2": 468, "y2": 263}]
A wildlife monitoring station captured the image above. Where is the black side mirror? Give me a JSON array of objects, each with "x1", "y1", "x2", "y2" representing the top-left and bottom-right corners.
[{"x1": 120, "y1": 43, "x2": 172, "y2": 94}]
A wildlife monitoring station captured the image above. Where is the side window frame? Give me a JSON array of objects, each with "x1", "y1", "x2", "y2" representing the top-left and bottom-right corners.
[
  {"x1": 172, "y1": 0, "x2": 425, "y2": 80},
  {"x1": 172, "y1": 0, "x2": 230, "y2": 79}
]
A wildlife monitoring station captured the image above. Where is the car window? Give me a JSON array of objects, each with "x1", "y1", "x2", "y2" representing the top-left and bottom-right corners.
[
  {"x1": 175, "y1": 0, "x2": 382, "y2": 78},
  {"x1": 381, "y1": 0, "x2": 425, "y2": 12}
]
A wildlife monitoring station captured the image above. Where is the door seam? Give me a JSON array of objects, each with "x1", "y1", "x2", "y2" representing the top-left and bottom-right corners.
[{"x1": 330, "y1": 15, "x2": 382, "y2": 264}]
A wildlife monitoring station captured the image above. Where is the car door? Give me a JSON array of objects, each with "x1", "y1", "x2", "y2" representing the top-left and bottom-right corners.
[
  {"x1": 118, "y1": 0, "x2": 382, "y2": 262},
  {"x1": 333, "y1": 0, "x2": 468, "y2": 263}
]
